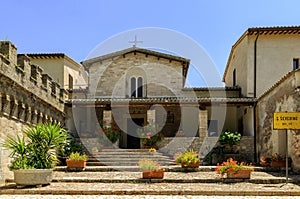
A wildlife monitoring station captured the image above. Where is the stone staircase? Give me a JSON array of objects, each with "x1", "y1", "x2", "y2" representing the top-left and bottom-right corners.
[{"x1": 86, "y1": 149, "x2": 175, "y2": 171}]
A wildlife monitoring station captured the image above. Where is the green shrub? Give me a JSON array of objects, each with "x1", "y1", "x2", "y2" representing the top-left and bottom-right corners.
[
  {"x1": 4, "y1": 123, "x2": 69, "y2": 170},
  {"x1": 219, "y1": 131, "x2": 241, "y2": 148}
]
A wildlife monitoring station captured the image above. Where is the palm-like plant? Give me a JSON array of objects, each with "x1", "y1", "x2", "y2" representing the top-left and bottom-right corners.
[{"x1": 4, "y1": 123, "x2": 69, "y2": 170}]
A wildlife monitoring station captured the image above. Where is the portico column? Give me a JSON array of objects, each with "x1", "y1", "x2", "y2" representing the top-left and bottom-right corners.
[
  {"x1": 199, "y1": 109, "x2": 208, "y2": 139},
  {"x1": 103, "y1": 110, "x2": 112, "y2": 128},
  {"x1": 147, "y1": 109, "x2": 155, "y2": 124}
]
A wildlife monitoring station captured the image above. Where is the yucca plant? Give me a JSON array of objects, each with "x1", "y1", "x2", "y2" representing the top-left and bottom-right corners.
[{"x1": 4, "y1": 123, "x2": 69, "y2": 170}]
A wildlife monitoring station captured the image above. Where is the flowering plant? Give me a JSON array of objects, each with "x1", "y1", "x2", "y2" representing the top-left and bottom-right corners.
[
  {"x1": 271, "y1": 153, "x2": 285, "y2": 161},
  {"x1": 137, "y1": 121, "x2": 163, "y2": 146},
  {"x1": 260, "y1": 153, "x2": 285, "y2": 166},
  {"x1": 215, "y1": 158, "x2": 253, "y2": 176},
  {"x1": 138, "y1": 159, "x2": 162, "y2": 172},
  {"x1": 174, "y1": 149, "x2": 200, "y2": 166},
  {"x1": 101, "y1": 120, "x2": 122, "y2": 144},
  {"x1": 259, "y1": 155, "x2": 272, "y2": 166}
]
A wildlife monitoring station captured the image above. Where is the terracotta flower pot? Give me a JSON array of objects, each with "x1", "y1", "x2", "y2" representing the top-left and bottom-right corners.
[
  {"x1": 142, "y1": 169, "x2": 164, "y2": 179},
  {"x1": 271, "y1": 160, "x2": 286, "y2": 167},
  {"x1": 226, "y1": 169, "x2": 251, "y2": 179},
  {"x1": 143, "y1": 146, "x2": 158, "y2": 149},
  {"x1": 181, "y1": 160, "x2": 200, "y2": 168},
  {"x1": 66, "y1": 159, "x2": 87, "y2": 168}
]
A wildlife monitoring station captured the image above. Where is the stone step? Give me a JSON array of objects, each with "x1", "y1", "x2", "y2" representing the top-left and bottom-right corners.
[
  {"x1": 88, "y1": 157, "x2": 174, "y2": 163},
  {"x1": 90, "y1": 152, "x2": 169, "y2": 156},
  {"x1": 87, "y1": 161, "x2": 175, "y2": 167},
  {"x1": 86, "y1": 149, "x2": 175, "y2": 169},
  {"x1": 88, "y1": 154, "x2": 171, "y2": 161},
  {"x1": 100, "y1": 149, "x2": 150, "y2": 152}
]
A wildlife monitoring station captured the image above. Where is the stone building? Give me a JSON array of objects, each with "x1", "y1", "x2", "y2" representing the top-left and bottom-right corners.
[
  {"x1": 68, "y1": 47, "x2": 255, "y2": 159},
  {"x1": 224, "y1": 26, "x2": 300, "y2": 172},
  {"x1": 27, "y1": 53, "x2": 88, "y2": 91}
]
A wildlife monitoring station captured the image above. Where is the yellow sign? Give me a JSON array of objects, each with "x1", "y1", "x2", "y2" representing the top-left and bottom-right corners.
[{"x1": 273, "y1": 112, "x2": 300, "y2": 130}]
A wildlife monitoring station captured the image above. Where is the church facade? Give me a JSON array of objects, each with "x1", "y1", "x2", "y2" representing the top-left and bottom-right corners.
[{"x1": 67, "y1": 46, "x2": 255, "y2": 159}]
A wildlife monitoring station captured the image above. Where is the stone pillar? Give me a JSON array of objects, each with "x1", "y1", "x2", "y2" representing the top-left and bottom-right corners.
[
  {"x1": 199, "y1": 109, "x2": 208, "y2": 139},
  {"x1": 103, "y1": 110, "x2": 112, "y2": 128},
  {"x1": 147, "y1": 109, "x2": 155, "y2": 124}
]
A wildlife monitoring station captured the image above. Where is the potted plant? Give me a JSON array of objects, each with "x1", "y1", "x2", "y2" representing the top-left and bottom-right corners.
[
  {"x1": 92, "y1": 147, "x2": 99, "y2": 155},
  {"x1": 137, "y1": 121, "x2": 163, "y2": 149},
  {"x1": 218, "y1": 131, "x2": 241, "y2": 153},
  {"x1": 3, "y1": 123, "x2": 69, "y2": 186},
  {"x1": 148, "y1": 148, "x2": 157, "y2": 155},
  {"x1": 216, "y1": 158, "x2": 254, "y2": 179},
  {"x1": 174, "y1": 149, "x2": 200, "y2": 168},
  {"x1": 66, "y1": 152, "x2": 87, "y2": 170},
  {"x1": 260, "y1": 153, "x2": 290, "y2": 167},
  {"x1": 270, "y1": 153, "x2": 287, "y2": 167},
  {"x1": 57, "y1": 136, "x2": 83, "y2": 166},
  {"x1": 138, "y1": 159, "x2": 164, "y2": 179}
]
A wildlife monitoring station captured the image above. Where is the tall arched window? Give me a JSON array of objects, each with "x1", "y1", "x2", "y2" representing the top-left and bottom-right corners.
[
  {"x1": 130, "y1": 76, "x2": 143, "y2": 98},
  {"x1": 130, "y1": 77, "x2": 136, "y2": 98},
  {"x1": 137, "y1": 77, "x2": 143, "y2": 98}
]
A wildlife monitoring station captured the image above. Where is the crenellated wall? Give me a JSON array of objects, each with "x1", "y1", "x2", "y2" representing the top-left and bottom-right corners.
[{"x1": 0, "y1": 41, "x2": 68, "y2": 183}]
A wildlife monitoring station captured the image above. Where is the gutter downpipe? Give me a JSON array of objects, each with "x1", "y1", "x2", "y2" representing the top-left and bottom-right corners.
[{"x1": 253, "y1": 31, "x2": 259, "y2": 163}]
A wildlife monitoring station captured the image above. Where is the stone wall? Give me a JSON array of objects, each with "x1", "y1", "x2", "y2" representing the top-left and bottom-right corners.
[
  {"x1": 257, "y1": 70, "x2": 300, "y2": 173},
  {"x1": 86, "y1": 52, "x2": 185, "y2": 98},
  {"x1": 0, "y1": 41, "x2": 68, "y2": 183},
  {"x1": 157, "y1": 136, "x2": 254, "y2": 163}
]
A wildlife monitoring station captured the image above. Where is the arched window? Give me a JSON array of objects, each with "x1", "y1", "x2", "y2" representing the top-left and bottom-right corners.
[
  {"x1": 130, "y1": 76, "x2": 143, "y2": 98},
  {"x1": 137, "y1": 77, "x2": 143, "y2": 98},
  {"x1": 130, "y1": 77, "x2": 136, "y2": 98}
]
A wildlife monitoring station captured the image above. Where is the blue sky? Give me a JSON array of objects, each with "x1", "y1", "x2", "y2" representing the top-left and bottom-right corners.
[{"x1": 1, "y1": 0, "x2": 299, "y2": 86}]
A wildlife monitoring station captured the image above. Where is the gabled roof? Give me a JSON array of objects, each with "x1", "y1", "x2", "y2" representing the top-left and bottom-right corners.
[
  {"x1": 81, "y1": 47, "x2": 190, "y2": 78},
  {"x1": 26, "y1": 53, "x2": 82, "y2": 69},
  {"x1": 223, "y1": 26, "x2": 300, "y2": 82}
]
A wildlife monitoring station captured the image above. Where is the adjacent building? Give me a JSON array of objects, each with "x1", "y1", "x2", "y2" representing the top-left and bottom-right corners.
[{"x1": 224, "y1": 26, "x2": 300, "y2": 172}]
